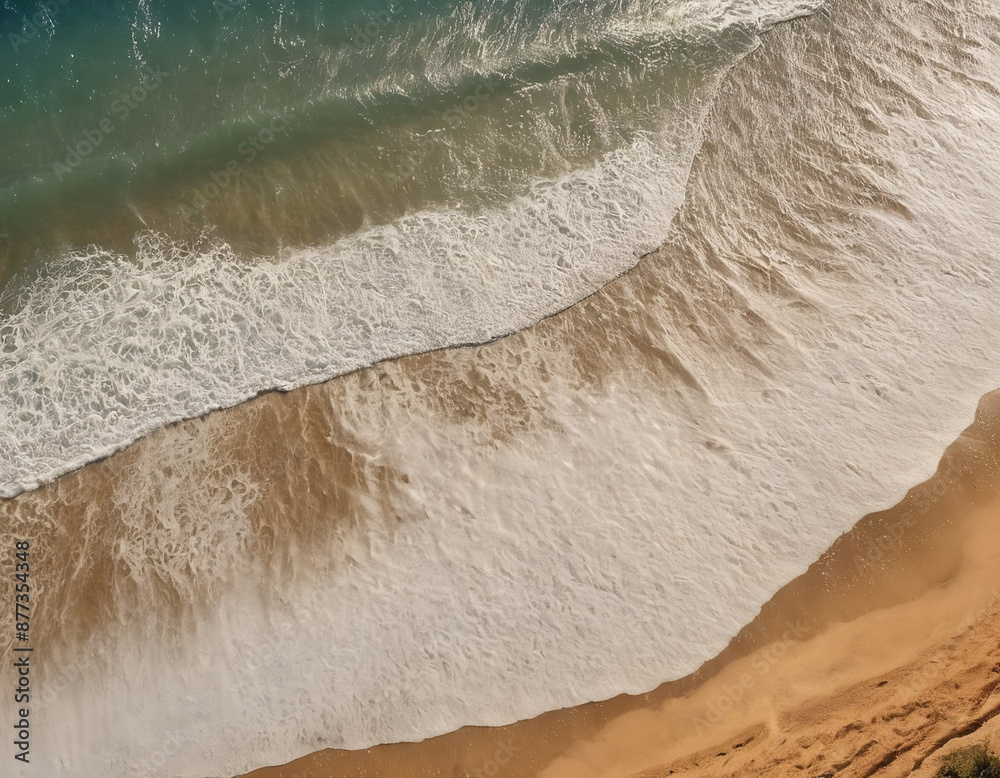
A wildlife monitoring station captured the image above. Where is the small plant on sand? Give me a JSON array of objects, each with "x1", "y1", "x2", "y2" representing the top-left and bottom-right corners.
[{"x1": 935, "y1": 744, "x2": 1000, "y2": 778}]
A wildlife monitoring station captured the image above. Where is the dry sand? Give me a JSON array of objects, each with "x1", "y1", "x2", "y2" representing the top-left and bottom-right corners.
[{"x1": 238, "y1": 393, "x2": 1000, "y2": 778}]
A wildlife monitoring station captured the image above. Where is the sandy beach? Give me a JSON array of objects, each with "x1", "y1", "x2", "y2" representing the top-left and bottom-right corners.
[{"x1": 240, "y1": 391, "x2": 1000, "y2": 777}]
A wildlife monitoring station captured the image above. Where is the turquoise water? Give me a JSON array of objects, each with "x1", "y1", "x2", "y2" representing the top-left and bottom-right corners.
[{"x1": 0, "y1": 0, "x2": 762, "y2": 291}]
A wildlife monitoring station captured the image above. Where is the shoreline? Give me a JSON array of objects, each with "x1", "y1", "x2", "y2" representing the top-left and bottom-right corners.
[
  {"x1": 238, "y1": 390, "x2": 1000, "y2": 778},
  {"x1": 5, "y1": 0, "x2": 1000, "y2": 772}
]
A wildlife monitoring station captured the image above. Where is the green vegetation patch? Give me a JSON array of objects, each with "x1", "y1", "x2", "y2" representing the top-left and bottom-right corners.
[{"x1": 936, "y1": 744, "x2": 1000, "y2": 778}]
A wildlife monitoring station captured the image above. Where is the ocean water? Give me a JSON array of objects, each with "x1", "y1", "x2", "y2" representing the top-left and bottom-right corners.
[
  {"x1": 0, "y1": 0, "x2": 819, "y2": 496},
  {"x1": 2, "y1": 0, "x2": 1000, "y2": 775}
]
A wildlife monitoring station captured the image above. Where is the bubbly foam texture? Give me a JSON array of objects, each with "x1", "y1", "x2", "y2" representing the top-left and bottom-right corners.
[
  {"x1": 18, "y1": 307, "x2": 1000, "y2": 778},
  {"x1": 111, "y1": 425, "x2": 261, "y2": 603}
]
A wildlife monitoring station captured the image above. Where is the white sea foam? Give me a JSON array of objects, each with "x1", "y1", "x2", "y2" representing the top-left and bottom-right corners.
[{"x1": 14, "y1": 27, "x2": 1000, "y2": 766}]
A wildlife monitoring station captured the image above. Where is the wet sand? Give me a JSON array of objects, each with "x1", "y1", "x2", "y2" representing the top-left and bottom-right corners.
[{"x1": 238, "y1": 391, "x2": 1000, "y2": 778}]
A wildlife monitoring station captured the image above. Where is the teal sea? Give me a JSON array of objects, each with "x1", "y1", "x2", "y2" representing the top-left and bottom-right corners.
[{"x1": 0, "y1": 0, "x2": 772, "y2": 288}]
